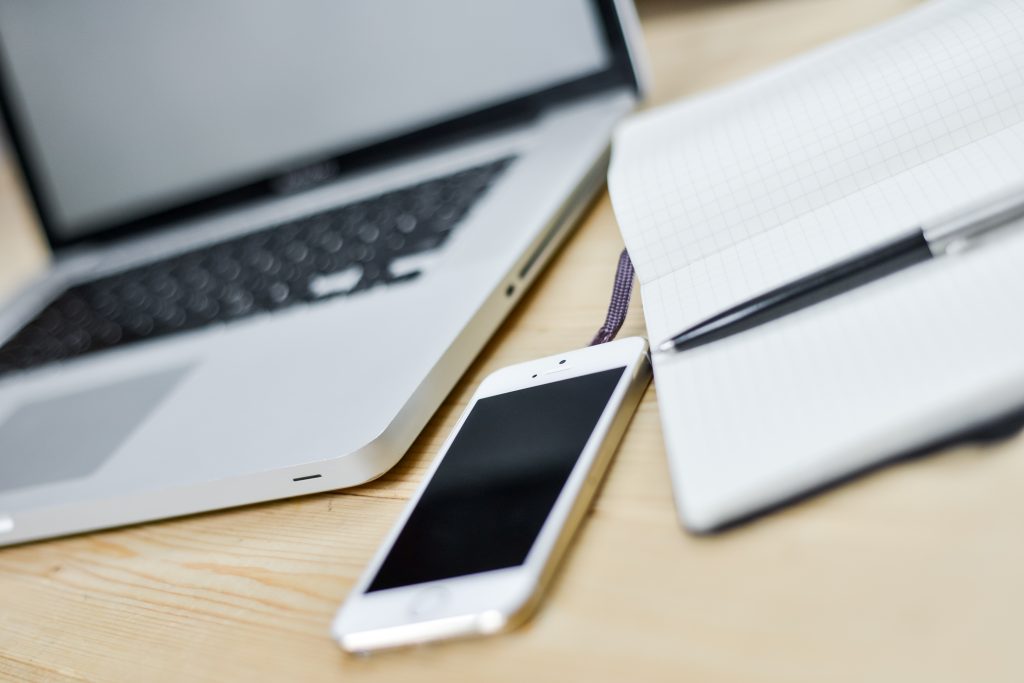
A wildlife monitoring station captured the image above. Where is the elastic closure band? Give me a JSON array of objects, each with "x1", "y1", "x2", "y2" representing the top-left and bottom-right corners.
[{"x1": 590, "y1": 249, "x2": 635, "y2": 345}]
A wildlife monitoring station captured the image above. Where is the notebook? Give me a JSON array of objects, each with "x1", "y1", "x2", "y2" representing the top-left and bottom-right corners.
[{"x1": 608, "y1": 0, "x2": 1024, "y2": 532}]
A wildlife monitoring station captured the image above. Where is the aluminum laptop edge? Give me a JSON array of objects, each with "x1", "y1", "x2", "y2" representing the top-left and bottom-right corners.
[{"x1": 0, "y1": 1, "x2": 648, "y2": 545}]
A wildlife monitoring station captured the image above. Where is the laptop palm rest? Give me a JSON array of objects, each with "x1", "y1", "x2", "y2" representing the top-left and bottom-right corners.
[{"x1": 0, "y1": 367, "x2": 190, "y2": 493}]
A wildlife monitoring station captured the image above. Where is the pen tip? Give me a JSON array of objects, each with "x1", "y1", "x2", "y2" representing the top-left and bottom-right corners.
[{"x1": 655, "y1": 339, "x2": 676, "y2": 354}]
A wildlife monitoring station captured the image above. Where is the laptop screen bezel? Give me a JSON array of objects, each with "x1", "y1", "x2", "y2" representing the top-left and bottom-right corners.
[{"x1": 0, "y1": 0, "x2": 639, "y2": 252}]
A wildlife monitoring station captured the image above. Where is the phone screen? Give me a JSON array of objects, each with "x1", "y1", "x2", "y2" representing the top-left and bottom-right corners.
[{"x1": 366, "y1": 366, "x2": 626, "y2": 593}]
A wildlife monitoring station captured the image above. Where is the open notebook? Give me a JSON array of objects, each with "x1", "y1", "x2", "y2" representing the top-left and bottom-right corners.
[{"x1": 609, "y1": 0, "x2": 1024, "y2": 532}]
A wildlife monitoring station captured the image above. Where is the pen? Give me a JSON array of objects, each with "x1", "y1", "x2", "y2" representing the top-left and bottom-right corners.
[{"x1": 656, "y1": 184, "x2": 1024, "y2": 354}]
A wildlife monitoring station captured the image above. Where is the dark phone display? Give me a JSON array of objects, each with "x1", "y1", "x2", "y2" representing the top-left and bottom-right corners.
[{"x1": 366, "y1": 366, "x2": 626, "y2": 593}]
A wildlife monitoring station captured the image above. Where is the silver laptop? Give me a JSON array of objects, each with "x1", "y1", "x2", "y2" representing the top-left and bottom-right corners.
[{"x1": 0, "y1": 1, "x2": 646, "y2": 545}]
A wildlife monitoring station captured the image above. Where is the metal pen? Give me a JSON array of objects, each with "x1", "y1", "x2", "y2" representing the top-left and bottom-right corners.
[{"x1": 657, "y1": 184, "x2": 1024, "y2": 354}]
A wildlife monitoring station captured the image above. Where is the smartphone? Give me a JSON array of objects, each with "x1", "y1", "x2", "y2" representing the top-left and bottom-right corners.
[{"x1": 332, "y1": 336, "x2": 651, "y2": 653}]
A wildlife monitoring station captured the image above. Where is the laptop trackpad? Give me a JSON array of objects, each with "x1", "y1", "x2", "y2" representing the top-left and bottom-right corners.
[{"x1": 0, "y1": 367, "x2": 190, "y2": 494}]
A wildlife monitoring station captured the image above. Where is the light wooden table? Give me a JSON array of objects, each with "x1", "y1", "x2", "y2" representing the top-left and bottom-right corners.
[{"x1": 2, "y1": 1, "x2": 1022, "y2": 681}]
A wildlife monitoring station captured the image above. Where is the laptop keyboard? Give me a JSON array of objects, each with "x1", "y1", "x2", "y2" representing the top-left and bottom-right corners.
[{"x1": 0, "y1": 157, "x2": 515, "y2": 378}]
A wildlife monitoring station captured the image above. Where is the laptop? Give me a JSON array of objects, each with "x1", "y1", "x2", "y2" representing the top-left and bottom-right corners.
[{"x1": 0, "y1": 1, "x2": 646, "y2": 546}]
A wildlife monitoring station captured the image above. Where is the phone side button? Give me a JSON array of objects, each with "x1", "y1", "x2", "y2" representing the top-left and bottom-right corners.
[{"x1": 409, "y1": 586, "x2": 451, "y2": 618}]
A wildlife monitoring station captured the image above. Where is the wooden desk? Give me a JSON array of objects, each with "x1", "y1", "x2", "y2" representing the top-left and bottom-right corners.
[{"x1": 2, "y1": 1, "x2": 1021, "y2": 680}]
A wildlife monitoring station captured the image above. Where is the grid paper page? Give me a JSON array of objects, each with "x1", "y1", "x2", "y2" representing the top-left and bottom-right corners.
[
  {"x1": 609, "y1": 0, "x2": 1024, "y2": 337},
  {"x1": 606, "y1": 0, "x2": 1024, "y2": 530}
]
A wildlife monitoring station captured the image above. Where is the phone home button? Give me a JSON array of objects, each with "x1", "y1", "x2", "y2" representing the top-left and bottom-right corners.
[{"x1": 409, "y1": 585, "x2": 450, "y2": 617}]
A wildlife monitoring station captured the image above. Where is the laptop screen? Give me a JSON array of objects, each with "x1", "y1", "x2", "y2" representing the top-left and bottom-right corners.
[{"x1": 0, "y1": 0, "x2": 626, "y2": 246}]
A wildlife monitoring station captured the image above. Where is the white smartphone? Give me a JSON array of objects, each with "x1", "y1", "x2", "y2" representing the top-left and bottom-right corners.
[{"x1": 332, "y1": 336, "x2": 651, "y2": 653}]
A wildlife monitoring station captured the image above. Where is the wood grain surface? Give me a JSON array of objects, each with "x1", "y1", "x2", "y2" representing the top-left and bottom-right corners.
[{"x1": 3, "y1": 1, "x2": 1022, "y2": 681}]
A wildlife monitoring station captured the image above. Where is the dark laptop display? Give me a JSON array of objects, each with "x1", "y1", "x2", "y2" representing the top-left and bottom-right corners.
[{"x1": 0, "y1": 0, "x2": 632, "y2": 246}]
